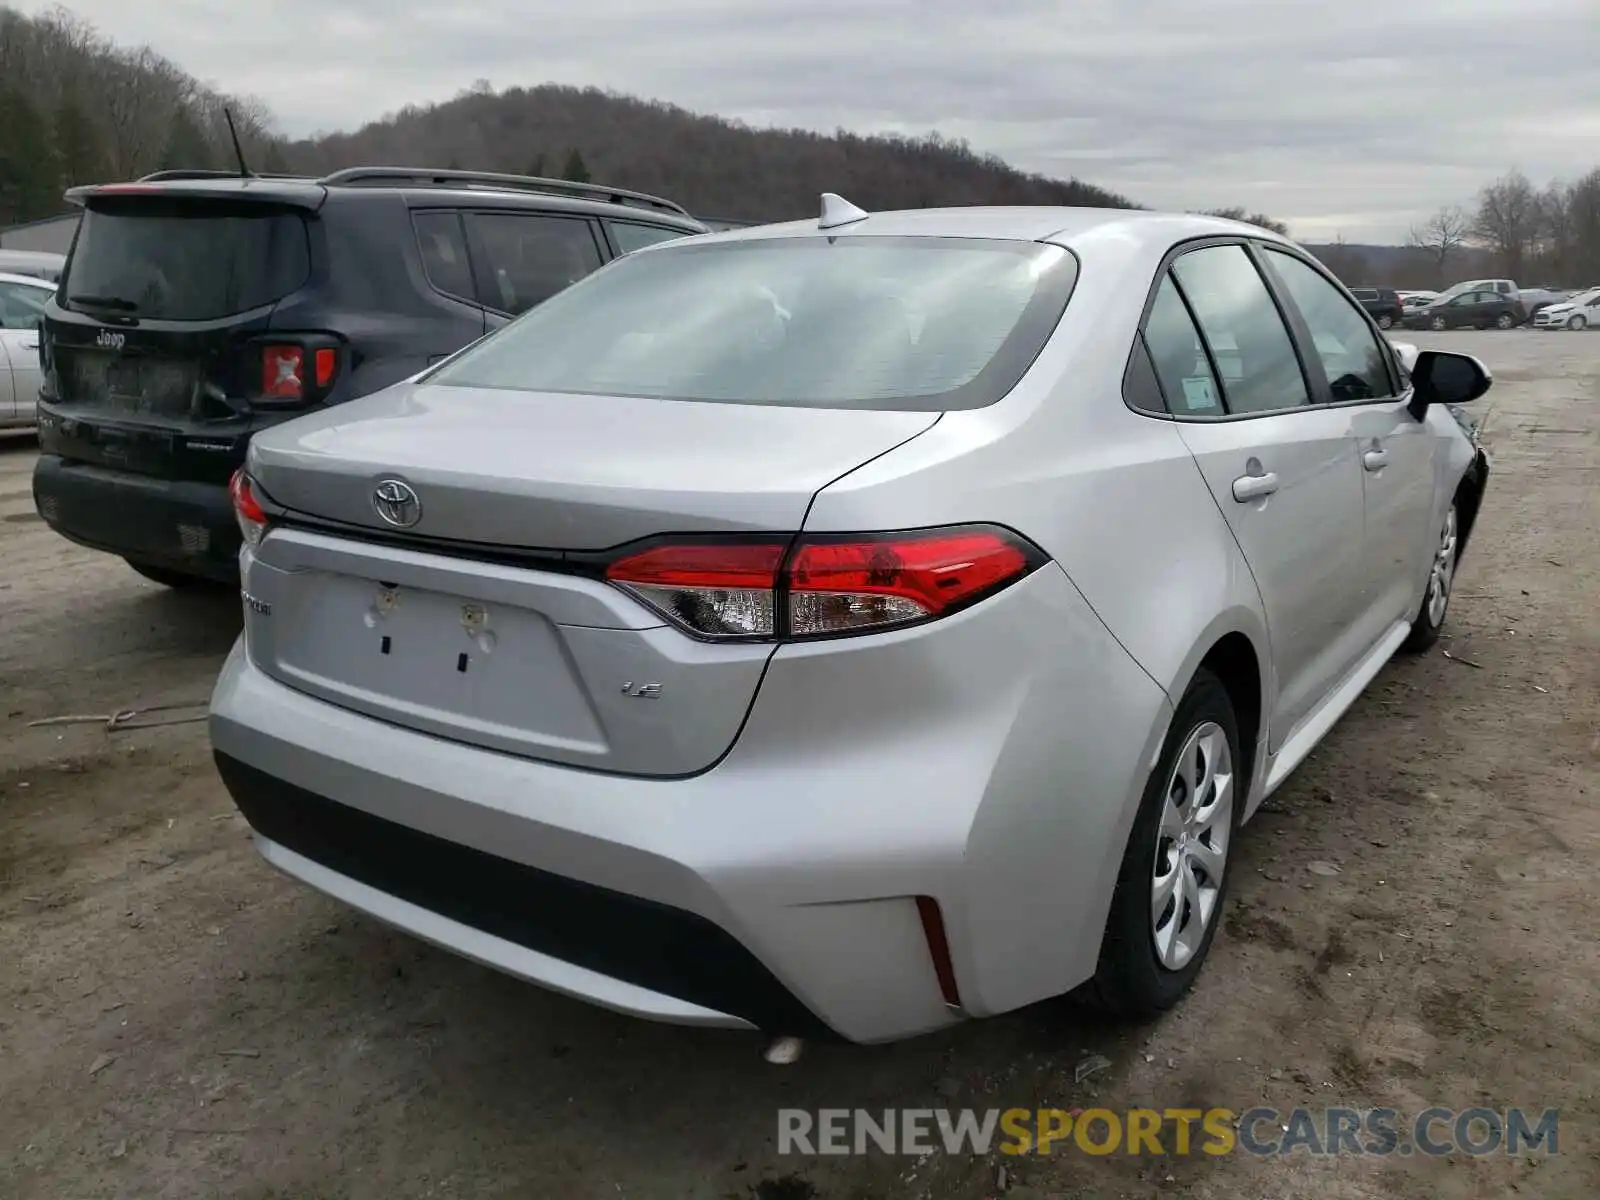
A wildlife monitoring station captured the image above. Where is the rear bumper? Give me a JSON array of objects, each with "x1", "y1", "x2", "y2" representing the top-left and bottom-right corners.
[
  {"x1": 32, "y1": 454, "x2": 240, "y2": 581},
  {"x1": 209, "y1": 562, "x2": 1172, "y2": 1043}
]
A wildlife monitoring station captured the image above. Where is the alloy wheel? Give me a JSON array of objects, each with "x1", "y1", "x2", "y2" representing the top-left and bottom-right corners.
[
  {"x1": 1426, "y1": 505, "x2": 1459, "y2": 628},
  {"x1": 1431, "y1": 316, "x2": 1447, "y2": 331},
  {"x1": 1151, "y1": 721, "x2": 1234, "y2": 971}
]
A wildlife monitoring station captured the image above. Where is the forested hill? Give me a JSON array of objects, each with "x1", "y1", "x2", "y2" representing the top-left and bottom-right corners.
[{"x1": 282, "y1": 83, "x2": 1138, "y2": 223}]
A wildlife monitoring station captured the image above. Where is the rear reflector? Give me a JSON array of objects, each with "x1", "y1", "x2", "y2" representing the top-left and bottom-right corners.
[
  {"x1": 604, "y1": 525, "x2": 1043, "y2": 641},
  {"x1": 261, "y1": 345, "x2": 304, "y2": 400},
  {"x1": 915, "y1": 896, "x2": 962, "y2": 1009}
]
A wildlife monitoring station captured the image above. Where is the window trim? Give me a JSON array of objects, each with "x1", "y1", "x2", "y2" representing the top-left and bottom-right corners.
[
  {"x1": 410, "y1": 208, "x2": 484, "y2": 311},
  {"x1": 1253, "y1": 241, "x2": 1404, "y2": 406},
  {"x1": 461, "y1": 210, "x2": 607, "y2": 318}
]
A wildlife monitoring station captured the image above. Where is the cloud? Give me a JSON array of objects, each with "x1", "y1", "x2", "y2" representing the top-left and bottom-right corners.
[{"x1": 18, "y1": 0, "x2": 1598, "y2": 241}]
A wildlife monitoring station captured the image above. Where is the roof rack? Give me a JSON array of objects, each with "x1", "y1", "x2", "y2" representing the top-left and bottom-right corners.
[
  {"x1": 317, "y1": 167, "x2": 690, "y2": 217},
  {"x1": 137, "y1": 169, "x2": 316, "y2": 182}
]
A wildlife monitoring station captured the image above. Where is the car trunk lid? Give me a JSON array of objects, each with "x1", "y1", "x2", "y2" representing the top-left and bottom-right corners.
[{"x1": 241, "y1": 381, "x2": 940, "y2": 774}]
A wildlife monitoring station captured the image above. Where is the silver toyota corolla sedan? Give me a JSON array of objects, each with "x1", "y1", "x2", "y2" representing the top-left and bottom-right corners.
[{"x1": 210, "y1": 197, "x2": 1492, "y2": 1045}]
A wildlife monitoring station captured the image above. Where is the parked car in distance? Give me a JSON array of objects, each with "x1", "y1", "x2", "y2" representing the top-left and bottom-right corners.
[
  {"x1": 1515, "y1": 287, "x2": 1571, "y2": 318},
  {"x1": 210, "y1": 199, "x2": 1493, "y2": 1044},
  {"x1": 32, "y1": 166, "x2": 706, "y2": 589},
  {"x1": 0, "y1": 249, "x2": 66, "y2": 284},
  {"x1": 1433, "y1": 278, "x2": 1518, "y2": 305},
  {"x1": 0, "y1": 271, "x2": 54, "y2": 431},
  {"x1": 1399, "y1": 291, "x2": 1438, "y2": 310},
  {"x1": 1532, "y1": 286, "x2": 1600, "y2": 330},
  {"x1": 1404, "y1": 289, "x2": 1526, "y2": 331},
  {"x1": 1348, "y1": 286, "x2": 1404, "y2": 328}
]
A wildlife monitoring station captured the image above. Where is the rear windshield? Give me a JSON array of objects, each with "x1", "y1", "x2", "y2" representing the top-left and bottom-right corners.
[
  {"x1": 428, "y1": 236, "x2": 1079, "y2": 411},
  {"x1": 63, "y1": 201, "x2": 310, "y2": 321}
]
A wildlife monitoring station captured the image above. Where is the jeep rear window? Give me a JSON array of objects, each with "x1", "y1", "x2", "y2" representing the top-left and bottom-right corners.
[
  {"x1": 427, "y1": 236, "x2": 1079, "y2": 412},
  {"x1": 63, "y1": 201, "x2": 310, "y2": 321}
]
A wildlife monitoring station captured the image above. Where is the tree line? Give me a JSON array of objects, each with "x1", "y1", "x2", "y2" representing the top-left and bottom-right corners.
[
  {"x1": 1405, "y1": 168, "x2": 1600, "y2": 287},
  {"x1": 0, "y1": 5, "x2": 1319, "y2": 240},
  {"x1": 0, "y1": 4, "x2": 282, "y2": 225}
]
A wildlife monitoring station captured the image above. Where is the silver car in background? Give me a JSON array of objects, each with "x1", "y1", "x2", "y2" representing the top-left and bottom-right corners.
[
  {"x1": 0, "y1": 271, "x2": 54, "y2": 430},
  {"x1": 210, "y1": 199, "x2": 1492, "y2": 1044}
]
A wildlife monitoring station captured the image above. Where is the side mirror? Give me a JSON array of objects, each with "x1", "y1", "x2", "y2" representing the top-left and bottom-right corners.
[{"x1": 1408, "y1": 349, "x2": 1492, "y2": 420}]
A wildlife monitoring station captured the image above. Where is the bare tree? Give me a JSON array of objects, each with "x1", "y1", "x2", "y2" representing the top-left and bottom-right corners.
[
  {"x1": 1473, "y1": 170, "x2": 1540, "y2": 278},
  {"x1": 1406, "y1": 205, "x2": 1470, "y2": 286}
]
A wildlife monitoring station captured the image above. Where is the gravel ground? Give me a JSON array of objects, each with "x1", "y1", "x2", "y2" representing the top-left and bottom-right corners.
[{"x1": 1, "y1": 330, "x2": 1596, "y2": 1200}]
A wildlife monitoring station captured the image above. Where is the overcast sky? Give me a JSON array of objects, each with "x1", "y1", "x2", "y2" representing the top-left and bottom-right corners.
[{"x1": 23, "y1": 0, "x2": 1600, "y2": 242}]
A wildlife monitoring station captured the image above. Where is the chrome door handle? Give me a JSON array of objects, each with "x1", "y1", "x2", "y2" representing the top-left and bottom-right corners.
[
  {"x1": 1231, "y1": 471, "x2": 1280, "y2": 502},
  {"x1": 1363, "y1": 449, "x2": 1389, "y2": 472}
]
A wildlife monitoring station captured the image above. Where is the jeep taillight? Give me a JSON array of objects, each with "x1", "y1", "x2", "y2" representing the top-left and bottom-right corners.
[
  {"x1": 603, "y1": 525, "x2": 1045, "y2": 641},
  {"x1": 255, "y1": 337, "x2": 341, "y2": 405}
]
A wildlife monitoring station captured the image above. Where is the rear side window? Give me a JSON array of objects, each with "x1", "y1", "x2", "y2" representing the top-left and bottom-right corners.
[
  {"x1": 1141, "y1": 276, "x2": 1224, "y2": 417},
  {"x1": 466, "y1": 213, "x2": 603, "y2": 315},
  {"x1": 609, "y1": 222, "x2": 693, "y2": 254},
  {"x1": 0, "y1": 280, "x2": 51, "y2": 329},
  {"x1": 413, "y1": 211, "x2": 477, "y2": 304},
  {"x1": 428, "y1": 236, "x2": 1079, "y2": 412},
  {"x1": 1171, "y1": 245, "x2": 1310, "y2": 415},
  {"x1": 62, "y1": 202, "x2": 309, "y2": 321}
]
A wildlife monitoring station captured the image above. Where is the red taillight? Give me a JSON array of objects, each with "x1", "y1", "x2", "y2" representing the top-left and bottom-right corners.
[
  {"x1": 229, "y1": 469, "x2": 269, "y2": 547},
  {"x1": 314, "y1": 347, "x2": 337, "y2": 388},
  {"x1": 605, "y1": 542, "x2": 786, "y2": 638},
  {"x1": 788, "y1": 531, "x2": 1033, "y2": 637},
  {"x1": 603, "y1": 525, "x2": 1041, "y2": 641},
  {"x1": 261, "y1": 345, "x2": 304, "y2": 400}
]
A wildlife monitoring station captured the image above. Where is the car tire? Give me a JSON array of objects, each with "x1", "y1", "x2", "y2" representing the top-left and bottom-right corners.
[
  {"x1": 1570, "y1": 314, "x2": 1588, "y2": 331},
  {"x1": 1400, "y1": 501, "x2": 1459, "y2": 654},
  {"x1": 124, "y1": 559, "x2": 216, "y2": 590},
  {"x1": 1494, "y1": 312, "x2": 1516, "y2": 330},
  {"x1": 1430, "y1": 316, "x2": 1448, "y2": 331},
  {"x1": 1083, "y1": 668, "x2": 1242, "y2": 1017},
  {"x1": 1377, "y1": 314, "x2": 1394, "y2": 329}
]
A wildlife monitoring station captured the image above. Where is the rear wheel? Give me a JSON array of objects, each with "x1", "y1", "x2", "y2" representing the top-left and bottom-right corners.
[
  {"x1": 1494, "y1": 312, "x2": 1516, "y2": 330},
  {"x1": 1570, "y1": 314, "x2": 1588, "y2": 331},
  {"x1": 1400, "y1": 502, "x2": 1459, "y2": 654},
  {"x1": 1084, "y1": 669, "x2": 1241, "y2": 1016},
  {"x1": 1377, "y1": 314, "x2": 1394, "y2": 330},
  {"x1": 124, "y1": 559, "x2": 215, "y2": 590}
]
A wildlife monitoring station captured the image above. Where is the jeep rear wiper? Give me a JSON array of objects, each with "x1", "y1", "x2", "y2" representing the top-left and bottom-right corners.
[{"x1": 69, "y1": 293, "x2": 139, "y2": 312}]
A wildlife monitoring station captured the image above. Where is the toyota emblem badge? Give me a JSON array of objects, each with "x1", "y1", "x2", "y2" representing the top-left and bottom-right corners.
[{"x1": 372, "y1": 478, "x2": 422, "y2": 528}]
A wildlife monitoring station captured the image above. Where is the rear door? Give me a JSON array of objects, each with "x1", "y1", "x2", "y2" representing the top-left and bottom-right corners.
[
  {"x1": 43, "y1": 195, "x2": 313, "y2": 482},
  {"x1": 1149, "y1": 242, "x2": 1371, "y2": 750},
  {"x1": 463, "y1": 211, "x2": 605, "y2": 318}
]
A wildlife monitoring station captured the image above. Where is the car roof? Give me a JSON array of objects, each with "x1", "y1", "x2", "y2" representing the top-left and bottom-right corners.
[
  {"x1": 686, "y1": 205, "x2": 1298, "y2": 253},
  {"x1": 0, "y1": 271, "x2": 57, "y2": 288},
  {"x1": 66, "y1": 167, "x2": 699, "y2": 225}
]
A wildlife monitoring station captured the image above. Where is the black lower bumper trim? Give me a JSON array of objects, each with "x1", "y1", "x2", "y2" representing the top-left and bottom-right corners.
[
  {"x1": 33, "y1": 454, "x2": 240, "y2": 581},
  {"x1": 213, "y1": 752, "x2": 835, "y2": 1039}
]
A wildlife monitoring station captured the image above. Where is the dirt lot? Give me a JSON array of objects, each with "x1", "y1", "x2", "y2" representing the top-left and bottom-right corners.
[{"x1": 1, "y1": 330, "x2": 1597, "y2": 1200}]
